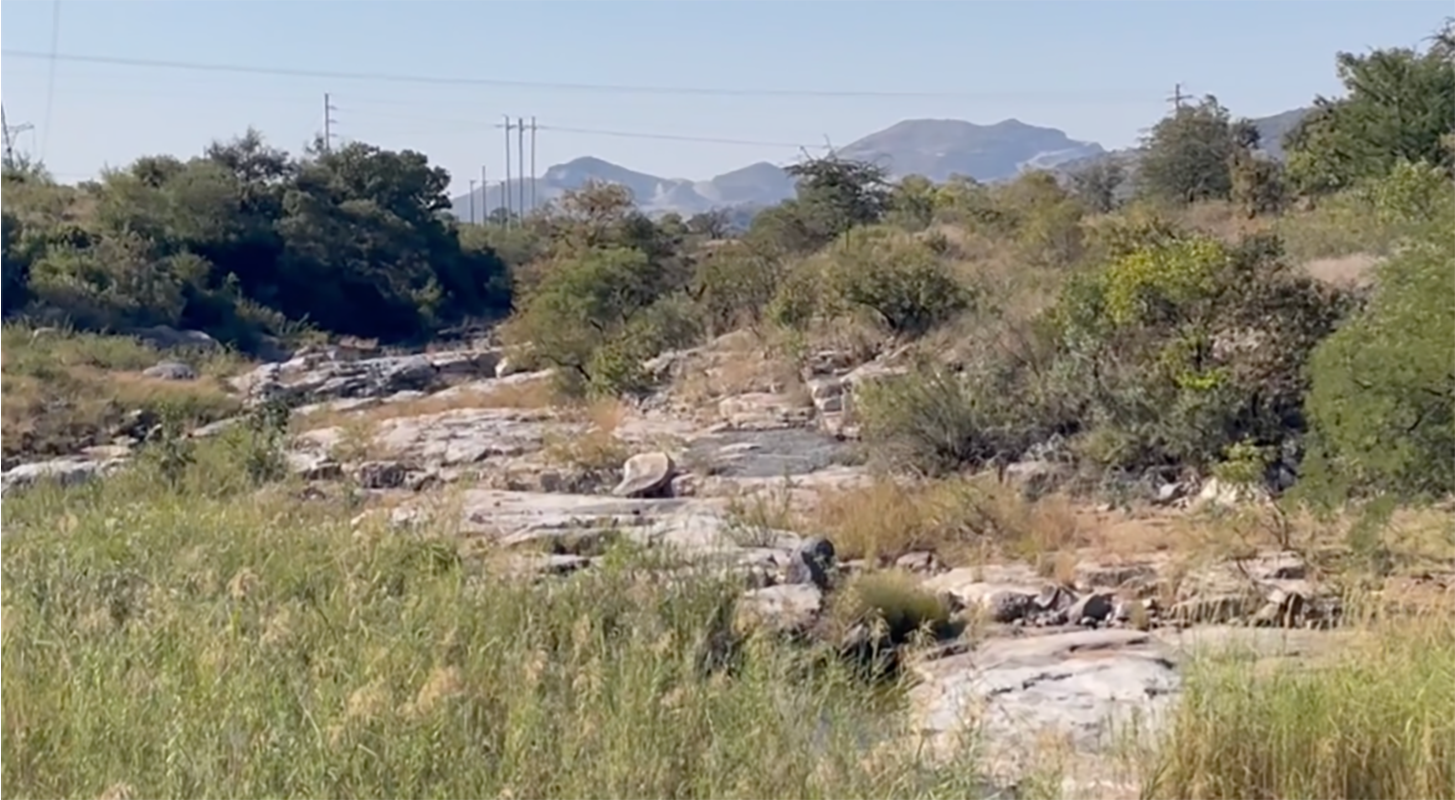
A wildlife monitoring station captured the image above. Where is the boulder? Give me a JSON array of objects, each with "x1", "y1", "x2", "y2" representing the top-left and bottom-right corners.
[
  {"x1": 142, "y1": 361, "x2": 198, "y2": 381},
  {"x1": 612, "y1": 452, "x2": 676, "y2": 498}
]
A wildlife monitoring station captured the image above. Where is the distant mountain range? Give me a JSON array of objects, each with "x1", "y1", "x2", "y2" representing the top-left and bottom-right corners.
[{"x1": 450, "y1": 110, "x2": 1311, "y2": 221}]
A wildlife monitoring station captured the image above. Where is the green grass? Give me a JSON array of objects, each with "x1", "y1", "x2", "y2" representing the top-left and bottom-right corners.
[
  {"x1": 1145, "y1": 610, "x2": 1455, "y2": 800},
  {"x1": 1, "y1": 324, "x2": 249, "y2": 461},
  {"x1": 1, "y1": 452, "x2": 989, "y2": 800}
]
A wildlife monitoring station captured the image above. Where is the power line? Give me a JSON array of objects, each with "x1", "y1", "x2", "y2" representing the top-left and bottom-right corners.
[
  {"x1": 1, "y1": 49, "x2": 1150, "y2": 101},
  {"x1": 39, "y1": 0, "x2": 63, "y2": 159}
]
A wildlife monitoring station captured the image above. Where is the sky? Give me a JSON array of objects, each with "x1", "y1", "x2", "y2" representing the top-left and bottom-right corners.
[{"x1": 2, "y1": 0, "x2": 1449, "y2": 196}]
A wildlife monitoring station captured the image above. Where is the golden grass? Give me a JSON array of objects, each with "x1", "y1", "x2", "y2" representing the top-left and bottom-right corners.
[
  {"x1": 798, "y1": 477, "x2": 1088, "y2": 566},
  {"x1": 296, "y1": 375, "x2": 561, "y2": 431},
  {"x1": 0, "y1": 453, "x2": 989, "y2": 799},
  {"x1": 541, "y1": 398, "x2": 632, "y2": 473},
  {"x1": 1144, "y1": 606, "x2": 1455, "y2": 800},
  {"x1": 1, "y1": 325, "x2": 247, "y2": 459}
]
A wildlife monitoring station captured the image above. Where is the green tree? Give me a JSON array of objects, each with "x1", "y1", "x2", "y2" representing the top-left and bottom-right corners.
[
  {"x1": 1284, "y1": 29, "x2": 1455, "y2": 195},
  {"x1": 1068, "y1": 159, "x2": 1126, "y2": 214},
  {"x1": 1300, "y1": 172, "x2": 1455, "y2": 501},
  {"x1": 1137, "y1": 96, "x2": 1253, "y2": 205}
]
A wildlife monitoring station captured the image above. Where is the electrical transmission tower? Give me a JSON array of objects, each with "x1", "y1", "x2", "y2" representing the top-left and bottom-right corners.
[
  {"x1": 323, "y1": 93, "x2": 339, "y2": 153},
  {"x1": 2, "y1": 105, "x2": 35, "y2": 171}
]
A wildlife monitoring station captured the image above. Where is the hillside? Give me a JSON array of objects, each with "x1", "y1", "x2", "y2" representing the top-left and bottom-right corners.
[{"x1": 450, "y1": 117, "x2": 1107, "y2": 219}]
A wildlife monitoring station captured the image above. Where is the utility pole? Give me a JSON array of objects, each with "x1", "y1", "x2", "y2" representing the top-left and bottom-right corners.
[
  {"x1": 2, "y1": 105, "x2": 35, "y2": 171},
  {"x1": 501, "y1": 115, "x2": 513, "y2": 225},
  {"x1": 323, "y1": 93, "x2": 339, "y2": 153},
  {"x1": 468, "y1": 179, "x2": 477, "y2": 224},
  {"x1": 1168, "y1": 83, "x2": 1188, "y2": 111},
  {"x1": 481, "y1": 165, "x2": 488, "y2": 222},
  {"x1": 529, "y1": 116, "x2": 538, "y2": 214},
  {"x1": 516, "y1": 117, "x2": 526, "y2": 220}
]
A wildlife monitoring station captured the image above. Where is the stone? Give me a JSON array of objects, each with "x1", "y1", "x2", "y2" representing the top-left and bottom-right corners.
[
  {"x1": 131, "y1": 325, "x2": 220, "y2": 352},
  {"x1": 142, "y1": 361, "x2": 198, "y2": 381},
  {"x1": 612, "y1": 452, "x2": 676, "y2": 498},
  {"x1": 734, "y1": 583, "x2": 824, "y2": 638},
  {"x1": 895, "y1": 551, "x2": 939, "y2": 573},
  {"x1": 356, "y1": 460, "x2": 409, "y2": 490},
  {"x1": 1069, "y1": 591, "x2": 1117, "y2": 626},
  {"x1": 1, "y1": 456, "x2": 127, "y2": 497},
  {"x1": 1169, "y1": 592, "x2": 1262, "y2": 625},
  {"x1": 785, "y1": 536, "x2": 837, "y2": 589}
]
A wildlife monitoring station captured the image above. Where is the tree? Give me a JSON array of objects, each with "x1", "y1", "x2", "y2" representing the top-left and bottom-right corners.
[
  {"x1": 1137, "y1": 96, "x2": 1250, "y2": 205},
  {"x1": 1284, "y1": 29, "x2": 1455, "y2": 194},
  {"x1": 1068, "y1": 159, "x2": 1126, "y2": 214},
  {"x1": 2, "y1": 130, "x2": 511, "y2": 347},
  {"x1": 1300, "y1": 167, "x2": 1455, "y2": 501}
]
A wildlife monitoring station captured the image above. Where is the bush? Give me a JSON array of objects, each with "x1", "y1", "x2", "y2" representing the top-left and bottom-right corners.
[
  {"x1": 854, "y1": 360, "x2": 1061, "y2": 477},
  {"x1": 772, "y1": 227, "x2": 970, "y2": 338},
  {"x1": 504, "y1": 247, "x2": 698, "y2": 397},
  {"x1": 1051, "y1": 231, "x2": 1352, "y2": 475},
  {"x1": 1301, "y1": 214, "x2": 1455, "y2": 502}
]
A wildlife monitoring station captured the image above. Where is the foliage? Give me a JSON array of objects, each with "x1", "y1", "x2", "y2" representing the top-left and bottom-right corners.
[
  {"x1": 763, "y1": 226, "x2": 970, "y2": 339},
  {"x1": 1052, "y1": 230, "x2": 1352, "y2": 473},
  {"x1": 1068, "y1": 159, "x2": 1127, "y2": 214},
  {"x1": 1284, "y1": 30, "x2": 1455, "y2": 195},
  {"x1": 2, "y1": 130, "x2": 511, "y2": 350},
  {"x1": 1301, "y1": 209, "x2": 1455, "y2": 502},
  {"x1": 502, "y1": 247, "x2": 697, "y2": 397},
  {"x1": 1137, "y1": 96, "x2": 1257, "y2": 206}
]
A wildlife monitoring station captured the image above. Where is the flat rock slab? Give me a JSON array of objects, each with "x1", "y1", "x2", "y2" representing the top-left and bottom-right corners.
[
  {"x1": 391, "y1": 489, "x2": 810, "y2": 566},
  {"x1": 911, "y1": 629, "x2": 1179, "y2": 760},
  {"x1": 907, "y1": 624, "x2": 1350, "y2": 792}
]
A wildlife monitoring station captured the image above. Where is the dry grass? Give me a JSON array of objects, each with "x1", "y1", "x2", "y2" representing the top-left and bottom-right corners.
[
  {"x1": 296, "y1": 375, "x2": 561, "y2": 432},
  {"x1": 673, "y1": 339, "x2": 807, "y2": 410},
  {"x1": 1, "y1": 325, "x2": 247, "y2": 460},
  {"x1": 0, "y1": 450, "x2": 990, "y2": 799},
  {"x1": 798, "y1": 477, "x2": 1088, "y2": 566},
  {"x1": 1144, "y1": 604, "x2": 1455, "y2": 800},
  {"x1": 1302, "y1": 252, "x2": 1383, "y2": 287},
  {"x1": 541, "y1": 398, "x2": 632, "y2": 473}
]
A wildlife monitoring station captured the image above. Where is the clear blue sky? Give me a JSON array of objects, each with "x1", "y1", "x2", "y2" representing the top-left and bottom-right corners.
[{"x1": 2, "y1": 0, "x2": 1447, "y2": 194}]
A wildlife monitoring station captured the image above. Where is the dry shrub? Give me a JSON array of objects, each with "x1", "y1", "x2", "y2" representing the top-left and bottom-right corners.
[{"x1": 802, "y1": 477, "x2": 1084, "y2": 565}]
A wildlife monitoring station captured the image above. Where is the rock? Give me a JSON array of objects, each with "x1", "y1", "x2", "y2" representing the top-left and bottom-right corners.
[
  {"x1": 1195, "y1": 477, "x2": 1270, "y2": 508},
  {"x1": 356, "y1": 460, "x2": 409, "y2": 490},
  {"x1": 1075, "y1": 562, "x2": 1159, "y2": 591},
  {"x1": 286, "y1": 451, "x2": 344, "y2": 481},
  {"x1": 910, "y1": 629, "x2": 1181, "y2": 761},
  {"x1": 612, "y1": 452, "x2": 676, "y2": 498},
  {"x1": 785, "y1": 536, "x2": 837, "y2": 589},
  {"x1": 142, "y1": 361, "x2": 198, "y2": 381},
  {"x1": 1003, "y1": 459, "x2": 1073, "y2": 500},
  {"x1": 131, "y1": 325, "x2": 220, "y2": 352},
  {"x1": 1170, "y1": 592, "x2": 1262, "y2": 625},
  {"x1": 1069, "y1": 591, "x2": 1117, "y2": 626},
  {"x1": 921, "y1": 570, "x2": 1043, "y2": 623},
  {"x1": 1152, "y1": 481, "x2": 1188, "y2": 506},
  {"x1": 895, "y1": 551, "x2": 940, "y2": 573},
  {"x1": 1, "y1": 456, "x2": 127, "y2": 496},
  {"x1": 734, "y1": 584, "x2": 824, "y2": 638}
]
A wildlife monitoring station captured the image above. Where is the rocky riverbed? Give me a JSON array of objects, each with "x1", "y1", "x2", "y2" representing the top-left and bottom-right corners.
[{"x1": 5, "y1": 334, "x2": 1440, "y2": 797}]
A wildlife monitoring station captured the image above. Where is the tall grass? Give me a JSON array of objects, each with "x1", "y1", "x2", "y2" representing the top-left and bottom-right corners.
[
  {"x1": 1, "y1": 456, "x2": 987, "y2": 799},
  {"x1": 1145, "y1": 608, "x2": 1455, "y2": 800}
]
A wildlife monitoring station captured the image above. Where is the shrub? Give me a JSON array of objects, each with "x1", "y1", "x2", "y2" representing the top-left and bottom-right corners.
[
  {"x1": 1051, "y1": 231, "x2": 1352, "y2": 475},
  {"x1": 821, "y1": 227, "x2": 971, "y2": 337},
  {"x1": 1300, "y1": 215, "x2": 1455, "y2": 502}
]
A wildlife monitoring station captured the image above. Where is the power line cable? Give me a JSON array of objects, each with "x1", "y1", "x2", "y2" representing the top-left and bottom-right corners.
[
  {"x1": 1, "y1": 49, "x2": 1149, "y2": 102},
  {"x1": 38, "y1": 0, "x2": 62, "y2": 159}
]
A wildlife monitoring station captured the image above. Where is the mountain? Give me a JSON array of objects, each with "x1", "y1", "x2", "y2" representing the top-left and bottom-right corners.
[
  {"x1": 448, "y1": 112, "x2": 1306, "y2": 221},
  {"x1": 1051, "y1": 107, "x2": 1314, "y2": 180},
  {"x1": 450, "y1": 117, "x2": 1108, "y2": 221},
  {"x1": 834, "y1": 118, "x2": 1104, "y2": 182}
]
